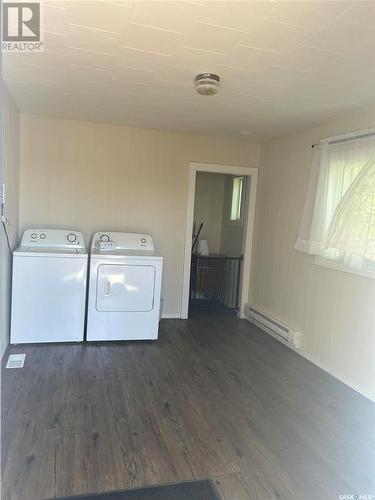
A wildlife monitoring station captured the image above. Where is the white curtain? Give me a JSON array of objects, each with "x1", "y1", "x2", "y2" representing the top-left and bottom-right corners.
[
  {"x1": 295, "y1": 129, "x2": 375, "y2": 264},
  {"x1": 324, "y1": 151, "x2": 375, "y2": 260},
  {"x1": 295, "y1": 142, "x2": 330, "y2": 255}
]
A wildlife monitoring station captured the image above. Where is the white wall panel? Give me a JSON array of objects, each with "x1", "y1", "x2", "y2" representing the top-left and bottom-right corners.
[{"x1": 251, "y1": 106, "x2": 375, "y2": 401}]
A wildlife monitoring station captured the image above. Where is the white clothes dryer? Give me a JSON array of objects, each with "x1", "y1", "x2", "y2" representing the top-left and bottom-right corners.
[{"x1": 86, "y1": 232, "x2": 163, "y2": 341}]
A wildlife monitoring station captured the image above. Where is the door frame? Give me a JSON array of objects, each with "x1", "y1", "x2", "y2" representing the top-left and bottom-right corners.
[{"x1": 181, "y1": 162, "x2": 258, "y2": 319}]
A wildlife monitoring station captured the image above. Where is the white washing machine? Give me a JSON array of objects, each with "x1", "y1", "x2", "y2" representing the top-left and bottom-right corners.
[
  {"x1": 11, "y1": 229, "x2": 88, "y2": 344},
  {"x1": 87, "y1": 232, "x2": 163, "y2": 341}
]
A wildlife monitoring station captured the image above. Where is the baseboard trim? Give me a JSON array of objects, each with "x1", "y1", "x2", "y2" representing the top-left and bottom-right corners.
[
  {"x1": 161, "y1": 313, "x2": 181, "y2": 319},
  {"x1": 245, "y1": 317, "x2": 375, "y2": 403},
  {"x1": 297, "y1": 351, "x2": 375, "y2": 404}
]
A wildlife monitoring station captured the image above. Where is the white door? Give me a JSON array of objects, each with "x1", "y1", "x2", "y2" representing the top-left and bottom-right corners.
[{"x1": 96, "y1": 264, "x2": 155, "y2": 312}]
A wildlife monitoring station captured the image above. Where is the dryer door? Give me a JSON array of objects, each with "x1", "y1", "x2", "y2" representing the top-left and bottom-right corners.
[{"x1": 96, "y1": 264, "x2": 155, "y2": 312}]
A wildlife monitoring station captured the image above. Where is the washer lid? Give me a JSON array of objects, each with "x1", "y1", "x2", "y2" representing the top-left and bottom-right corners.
[{"x1": 14, "y1": 246, "x2": 88, "y2": 258}]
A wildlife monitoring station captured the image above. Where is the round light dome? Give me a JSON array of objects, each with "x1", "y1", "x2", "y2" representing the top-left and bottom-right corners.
[{"x1": 194, "y1": 73, "x2": 220, "y2": 95}]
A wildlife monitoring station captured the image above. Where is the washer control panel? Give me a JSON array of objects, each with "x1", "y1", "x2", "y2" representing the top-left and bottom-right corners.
[
  {"x1": 21, "y1": 229, "x2": 85, "y2": 249},
  {"x1": 91, "y1": 232, "x2": 155, "y2": 252}
]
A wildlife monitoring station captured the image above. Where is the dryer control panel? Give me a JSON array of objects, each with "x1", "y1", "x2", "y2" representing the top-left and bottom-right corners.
[
  {"x1": 21, "y1": 229, "x2": 85, "y2": 248},
  {"x1": 91, "y1": 232, "x2": 154, "y2": 252}
]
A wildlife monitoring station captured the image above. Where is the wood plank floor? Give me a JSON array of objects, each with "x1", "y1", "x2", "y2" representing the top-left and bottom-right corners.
[{"x1": 2, "y1": 311, "x2": 375, "y2": 500}]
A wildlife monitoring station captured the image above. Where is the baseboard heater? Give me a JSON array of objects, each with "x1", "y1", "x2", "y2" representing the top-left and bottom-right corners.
[{"x1": 245, "y1": 305, "x2": 301, "y2": 348}]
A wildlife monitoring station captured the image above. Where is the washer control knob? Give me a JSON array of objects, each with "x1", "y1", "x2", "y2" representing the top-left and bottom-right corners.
[
  {"x1": 141, "y1": 237, "x2": 146, "y2": 244},
  {"x1": 31, "y1": 233, "x2": 37, "y2": 239},
  {"x1": 100, "y1": 234, "x2": 110, "y2": 242},
  {"x1": 67, "y1": 233, "x2": 77, "y2": 243},
  {"x1": 40, "y1": 233, "x2": 46, "y2": 239}
]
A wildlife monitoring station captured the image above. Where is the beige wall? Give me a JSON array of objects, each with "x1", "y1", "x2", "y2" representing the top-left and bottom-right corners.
[
  {"x1": 251, "y1": 107, "x2": 375, "y2": 401},
  {"x1": 1, "y1": 86, "x2": 20, "y2": 357},
  {"x1": 19, "y1": 114, "x2": 260, "y2": 316},
  {"x1": 193, "y1": 172, "x2": 225, "y2": 254}
]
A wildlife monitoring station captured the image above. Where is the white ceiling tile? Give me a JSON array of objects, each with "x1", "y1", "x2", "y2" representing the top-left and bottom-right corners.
[
  {"x1": 68, "y1": 1, "x2": 134, "y2": 34},
  {"x1": 275, "y1": 45, "x2": 339, "y2": 72},
  {"x1": 123, "y1": 24, "x2": 184, "y2": 55},
  {"x1": 21, "y1": 64, "x2": 67, "y2": 83},
  {"x1": 333, "y1": 43, "x2": 375, "y2": 69},
  {"x1": 224, "y1": 80, "x2": 289, "y2": 101},
  {"x1": 66, "y1": 78, "x2": 108, "y2": 94},
  {"x1": 5, "y1": 73, "x2": 67, "y2": 92},
  {"x1": 167, "y1": 45, "x2": 225, "y2": 71},
  {"x1": 132, "y1": 1, "x2": 201, "y2": 34},
  {"x1": 43, "y1": 32, "x2": 68, "y2": 54},
  {"x1": 43, "y1": 4, "x2": 68, "y2": 35},
  {"x1": 330, "y1": 63, "x2": 375, "y2": 84},
  {"x1": 229, "y1": 92, "x2": 288, "y2": 111},
  {"x1": 149, "y1": 79, "x2": 195, "y2": 99},
  {"x1": 117, "y1": 46, "x2": 171, "y2": 70},
  {"x1": 110, "y1": 78, "x2": 150, "y2": 94},
  {"x1": 259, "y1": 67, "x2": 314, "y2": 87},
  {"x1": 66, "y1": 65, "x2": 111, "y2": 83},
  {"x1": 2, "y1": 53, "x2": 27, "y2": 70},
  {"x1": 304, "y1": 20, "x2": 375, "y2": 52},
  {"x1": 182, "y1": 22, "x2": 248, "y2": 55},
  {"x1": 41, "y1": 0, "x2": 66, "y2": 7},
  {"x1": 6, "y1": 51, "x2": 68, "y2": 69},
  {"x1": 156, "y1": 65, "x2": 197, "y2": 85},
  {"x1": 311, "y1": 62, "x2": 375, "y2": 86},
  {"x1": 68, "y1": 24, "x2": 125, "y2": 53},
  {"x1": 227, "y1": 45, "x2": 283, "y2": 72},
  {"x1": 267, "y1": 1, "x2": 355, "y2": 30},
  {"x1": 337, "y1": 1, "x2": 375, "y2": 28},
  {"x1": 197, "y1": 1, "x2": 277, "y2": 32},
  {"x1": 2, "y1": 66, "x2": 26, "y2": 82},
  {"x1": 67, "y1": 47, "x2": 117, "y2": 70},
  {"x1": 113, "y1": 64, "x2": 156, "y2": 84},
  {"x1": 242, "y1": 20, "x2": 311, "y2": 53}
]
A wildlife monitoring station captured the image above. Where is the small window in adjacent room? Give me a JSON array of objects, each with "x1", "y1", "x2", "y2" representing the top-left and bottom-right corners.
[
  {"x1": 230, "y1": 176, "x2": 244, "y2": 222},
  {"x1": 295, "y1": 128, "x2": 375, "y2": 279}
]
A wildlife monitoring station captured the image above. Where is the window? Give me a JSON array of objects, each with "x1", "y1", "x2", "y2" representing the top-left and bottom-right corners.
[
  {"x1": 318, "y1": 142, "x2": 375, "y2": 277},
  {"x1": 295, "y1": 128, "x2": 375, "y2": 279},
  {"x1": 230, "y1": 176, "x2": 244, "y2": 222}
]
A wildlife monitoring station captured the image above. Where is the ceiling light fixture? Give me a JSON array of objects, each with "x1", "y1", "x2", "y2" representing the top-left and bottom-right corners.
[{"x1": 194, "y1": 73, "x2": 220, "y2": 95}]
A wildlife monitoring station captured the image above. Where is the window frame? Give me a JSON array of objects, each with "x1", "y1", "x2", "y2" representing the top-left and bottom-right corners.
[
  {"x1": 315, "y1": 255, "x2": 375, "y2": 280},
  {"x1": 229, "y1": 175, "x2": 245, "y2": 225}
]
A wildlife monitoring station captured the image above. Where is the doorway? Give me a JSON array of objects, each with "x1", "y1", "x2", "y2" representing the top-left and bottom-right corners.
[
  {"x1": 181, "y1": 163, "x2": 258, "y2": 319},
  {"x1": 190, "y1": 172, "x2": 244, "y2": 312}
]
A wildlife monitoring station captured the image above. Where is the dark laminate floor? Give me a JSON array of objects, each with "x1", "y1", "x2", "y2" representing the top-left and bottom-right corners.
[{"x1": 2, "y1": 311, "x2": 375, "y2": 500}]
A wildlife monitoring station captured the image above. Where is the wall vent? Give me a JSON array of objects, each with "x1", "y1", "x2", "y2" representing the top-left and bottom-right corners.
[
  {"x1": 245, "y1": 305, "x2": 301, "y2": 348},
  {"x1": 6, "y1": 353, "x2": 26, "y2": 368}
]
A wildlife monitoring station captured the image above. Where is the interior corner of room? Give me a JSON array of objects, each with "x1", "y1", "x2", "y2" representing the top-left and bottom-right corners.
[{"x1": 1, "y1": 1, "x2": 375, "y2": 497}]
